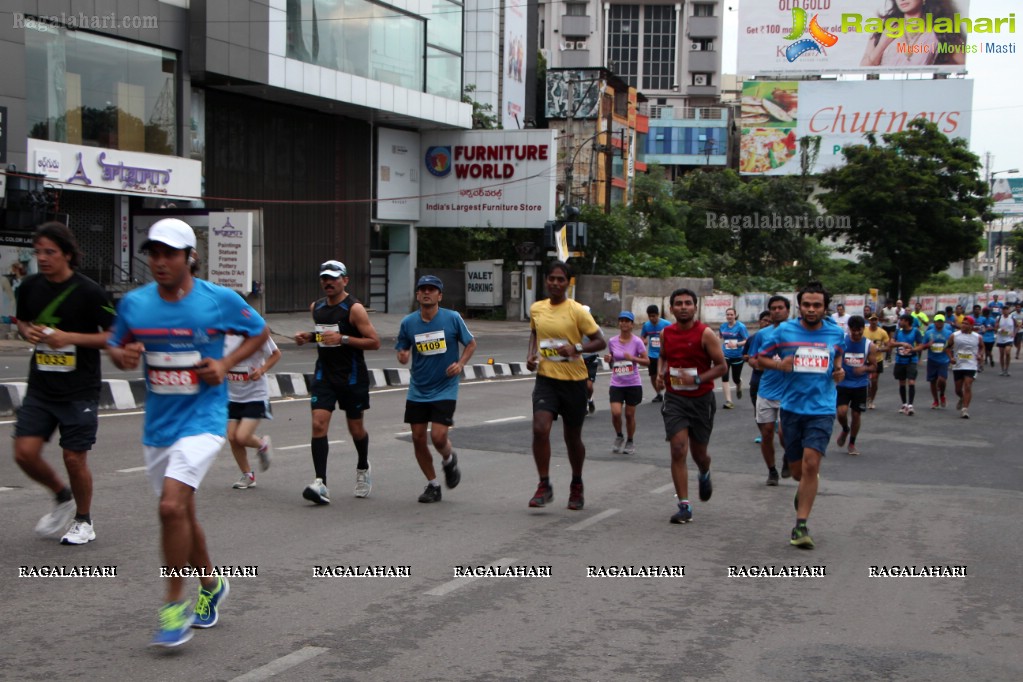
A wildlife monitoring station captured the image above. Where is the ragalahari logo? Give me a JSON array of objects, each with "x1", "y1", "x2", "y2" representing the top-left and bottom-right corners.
[
  {"x1": 783, "y1": 7, "x2": 839, "y2": 63},
  {"x1": 424, "y1": 147, "x2": 452, "y2": 178}
]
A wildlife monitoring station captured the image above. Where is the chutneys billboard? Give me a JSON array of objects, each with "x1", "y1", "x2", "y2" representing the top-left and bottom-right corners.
[{"x1": 739, "y1": 78, "x2": 973, "y2": 175}]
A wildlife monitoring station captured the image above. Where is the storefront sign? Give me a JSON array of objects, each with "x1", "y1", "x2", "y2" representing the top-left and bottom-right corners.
[
  {"x1": 465, "y1": 260, "x2": 504, "y2": 308},
  {"x1": 208, "y1": 212, "x2": 253, "y2": 294},
  {"x1": 26, "y1": 139, "x2": 201, "y2": 199},
  {"x1": 419, "y1": 130, "x2": 557, "y2": 228}
]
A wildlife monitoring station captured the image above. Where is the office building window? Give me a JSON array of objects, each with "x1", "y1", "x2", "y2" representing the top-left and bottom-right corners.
[
  {"x1": 693, "y1": 3, "x2": 715, "y2": 17},
  {"x1": 25, "y1": 25, "x2": 178, "y2": 154},
  {"x1": 643, "y1": 5, "x2": 676, "y2": 91},
  {"x1": 607, "y1": 5, "x2": 640, "y2": 86},
  {"x1": 566, "y1": 2, "x2": 587, "y2": 16}
]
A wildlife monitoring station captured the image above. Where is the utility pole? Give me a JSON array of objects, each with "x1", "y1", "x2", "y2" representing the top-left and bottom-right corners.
[{"x1": 565, "y1": 77, "x2": 574, "y2": 211}]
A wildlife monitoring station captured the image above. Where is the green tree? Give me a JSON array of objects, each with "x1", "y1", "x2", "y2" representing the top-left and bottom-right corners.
[
  {"x1": 817, "y1": 119, "x2": 991, "y2": 301},
  {"x1": 462, "y1": 85, "x2": 498, "y2": 130}
]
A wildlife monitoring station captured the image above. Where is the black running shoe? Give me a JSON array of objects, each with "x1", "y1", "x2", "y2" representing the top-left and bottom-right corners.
[
  {"x1": 587, "y1": 400, "x2": 596, "y2": 415},
  {"x1": 528, "y1": 481, "x2": 553, "y2": 508},
  {"x1": 767, "y1": 469, "x2": 780, "y2": 486},
  {"x1": 418, "y1": 484, "x2": 442, "y2": 503},
  {"x1": 567, "y1": 483, "x2": 584, "y2": 510},
  {"x1": 698, "y1": 471, "x2": 713, "y2": 502},
  {"x1": 443, "y1": 452, "x2": 461, "y2": 489},
  {"x1": 652, "y1": 394, "x2": 664, "y2": 403},
  {"x1": 790, "y1": 525, "x2": 815, "y2": 549},
  {"x1": 781, "y1": 459, "x2": 791, "y2": 478}
]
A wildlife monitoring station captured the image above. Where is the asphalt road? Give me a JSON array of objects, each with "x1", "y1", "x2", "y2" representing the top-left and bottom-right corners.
[{"x1": 1, "y1": 350, "x2": 1021, "y2": 680}]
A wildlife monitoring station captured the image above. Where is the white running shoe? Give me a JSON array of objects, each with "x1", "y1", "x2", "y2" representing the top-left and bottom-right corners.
[
  {"x1": 302, "y1": 478, "x2": 330, "y2": 505},
  {"x1": 612, "y1": 436, "x2": 625, "y2": 453},
  {"x1": 906, "y1": 404, "x2": 915, "y2": 416},
  {"x1": 35, "y1": 499, "x2": 76, "y2": 538},
  {"x1": 232, "y1": 473, "x2": 256, "y2": 489},
  {"x1": 355, "y1": 466, "x2": 372, "y2": 498},
  {"x1": 60, "y1": 519, "x2": 96, "y2": 545},
  {"x1": 257, "y1": 436, "x2": 273, "y2": 472}
]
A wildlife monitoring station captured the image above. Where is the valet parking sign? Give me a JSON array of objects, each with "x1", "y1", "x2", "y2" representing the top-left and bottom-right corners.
[{"x1": 418, "y1": 130, "x2": 557, "y2": 228}]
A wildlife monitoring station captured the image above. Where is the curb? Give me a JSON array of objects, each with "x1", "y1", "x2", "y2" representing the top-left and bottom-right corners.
[{"x1": 0, "y1": 364, "x2": 536, "y2": 416}]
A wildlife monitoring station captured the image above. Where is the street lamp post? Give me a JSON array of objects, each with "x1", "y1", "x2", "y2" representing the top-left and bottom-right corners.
[{"x1": 987, "y1": 167, "x2": 1020, "y2": 283}]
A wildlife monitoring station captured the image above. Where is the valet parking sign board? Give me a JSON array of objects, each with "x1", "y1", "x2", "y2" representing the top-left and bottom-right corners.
[
  {"x1": 418, "y1": 129, "x2": 557, "y2": 228},
  {"x1": 740, "y1": 78, "x2": 972, "y2": 175},
  {"x1": 738, "y1": 0, "x2": 973, "y2": 75},
  {"x1": 208, "y1": 212, "x2": 253, "y2": 294}
]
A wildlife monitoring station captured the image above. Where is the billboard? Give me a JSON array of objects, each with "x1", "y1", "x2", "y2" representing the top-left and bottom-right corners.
[
  {"x1": 737, "y1": 0, "x2": 978, "y2": 75},
  {"x1": 739, "y1": 79, "x2": 973, "y2": 175},
  {"x1": 418, "y1": 129, "x2": 557, "y2": 228},
  {"x1": 502, "y1": 0, "x2": 527, "y2": 128},
  {"x1": 992, "y1": 178, "x2": 1023, "y2": 216}
]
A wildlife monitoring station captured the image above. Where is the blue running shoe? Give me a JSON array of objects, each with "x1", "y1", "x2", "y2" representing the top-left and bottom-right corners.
[
  {"x1": 192, "y1": 576, "x2": 229, "y2": 628},
  {"x1": 149, "y1": 601, "x2": 194, "y2": 648},
  {"x1": 698, "y1": 471, "x2": 713, "y2": 502},
  {"x1": 670, "y1": 502, "x2": 693, "y2": 524}
]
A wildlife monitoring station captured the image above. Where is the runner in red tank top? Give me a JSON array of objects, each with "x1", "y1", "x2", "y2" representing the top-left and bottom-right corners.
[{"x1": 654, "y1": 288, "x2": 727, "y2": 525}]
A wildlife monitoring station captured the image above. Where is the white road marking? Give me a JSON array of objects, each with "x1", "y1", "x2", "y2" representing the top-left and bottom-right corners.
[
  {"x1": 425, "y1": 557, "x2": 517, "y2": 596},
  {"x1": 230, "y1": 646, "x2": 330, "y2": 682},
  {"x1": 565, "y1": 508, "x2": 621, "y2": 532},
  {"x1": 649, "y1": 483, "x2": 676, "y2": 494},
  {"x1": 116, "y1": 466, "x2": 147, "y2": 473},
  {"x1": 483, "y1": 416, "x2": 527, "y2": 424},
  {"x1": 277, "y1": 440, "x2": 344, "y2": 451}
]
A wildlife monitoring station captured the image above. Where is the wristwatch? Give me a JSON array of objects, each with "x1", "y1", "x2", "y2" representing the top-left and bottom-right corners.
[
  {"x1": 693, "y1": 375, "x2": 702, "y2": 386},
  {"x1": 342, "y1": 335, "x2": 350, "y2": 345},
  {"x1": 575, "y1": 343, "x2": 584, "y2": 353}
]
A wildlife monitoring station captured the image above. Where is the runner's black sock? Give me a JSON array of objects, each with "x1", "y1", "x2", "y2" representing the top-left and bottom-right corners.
[
  {"x1": 908, "y1": 386, "x2": 916, "y2": 404},
  {"x1": 354, "y1": 435, "x2": 369, "y2": 470},
  {"x1": 311, "y1": 436, "x2": 329, "y2": 483},
  {"x1": 571, "y1": 475, "x2": 583, "y2": 485},
  {"x1": 899, "y1": 385, "x2": 907, "y2": 404},
  {"x1": 75, "y1": 513, "x2": 91, "y2": 524},
  {"x1": 56, "y1": 487, "x2": 72, "y2": 504}
]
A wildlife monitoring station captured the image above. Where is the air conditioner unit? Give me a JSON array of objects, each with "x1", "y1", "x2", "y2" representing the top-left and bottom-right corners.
[
  {"x1": 560, "y1": 40, "x2": 573, "y2": 51},
  {"x1": 575, "y1": 40, "x2": 588, "y2": 50},
  {"x1": 691, "y1": 42, "x2": 702, "y2": 51},
  {"x1": 693, "y1": 74, "x2": 708, "y2": 86}
]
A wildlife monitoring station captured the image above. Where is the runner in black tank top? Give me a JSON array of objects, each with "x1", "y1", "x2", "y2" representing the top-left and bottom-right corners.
[{"x1": 296, "y1": 261, "x2": 381, "y2": 504}]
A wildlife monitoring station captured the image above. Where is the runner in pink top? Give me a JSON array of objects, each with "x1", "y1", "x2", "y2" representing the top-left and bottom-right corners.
[{"x1": 604, "y1": 311, "x2": 649, "y2": 455}]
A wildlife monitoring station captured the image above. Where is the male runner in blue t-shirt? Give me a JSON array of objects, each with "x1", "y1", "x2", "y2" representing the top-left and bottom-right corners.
[
  {"x1": 892, "y1": 314, "x2": 925, "y2": 415},
  {"x1": 922, "y1": 314, "x2": 953, "y2": 409},
  {"x1": 395, "y1": 275, "x2": 476, "y2": 503},
  {"x1": 835, "y1": 316, "x2": 876, "y2": 456},
  {"x1": 747, "y1": 295, "x2": 791, "y2": 484},
  {"x1": 758, "y1": 281, "x2": 845, "y2": 550},
  {"x1": 641, "y1": 304, "x2": 671, "y2": 402},
  {"x1": 108, "y1": 219, "x2": 269, "y2": 648}
]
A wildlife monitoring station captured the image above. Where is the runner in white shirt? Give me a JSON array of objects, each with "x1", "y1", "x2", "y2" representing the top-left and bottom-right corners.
[
  {"x1": 947, "y1": 316, "x2": 984, "y2": 419},
  {"x1": 995, "y1": 307, "x2": 1017, "y2": 376},
  {"x1": 225, "y1": 334, "x2": 281, "y2": 488},
  {"x1": 831, "y1": 303, "x2": 851, "y2": 334}
]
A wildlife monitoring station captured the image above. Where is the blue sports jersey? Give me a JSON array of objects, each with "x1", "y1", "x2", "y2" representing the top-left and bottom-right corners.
[
  {"x1": 641, "y1": 318, "x2": 671, "y2": 359},
  {"x1": 720, "y1": 321, "x2": 749, "y2": 360},
  {"x1": 109, "y1": 279, "x2": 266, "y2": 447},
  {"x1": 977, "y1": 316, "x2": 995, "y2": 343},
  {"x1": 893, "y1": 328, "x2": 923, "y2": 365},
  {"x1": 759, "y1": 318, "x2": 845, "y2": 416},
  {"x1": 395, "y1": 307, "x2": 474, "y2": 402},
  {"x1": 750, "y1": 325, "x2": 785, "y2": 401},
  {"x1": 838, "y1": 335, "x2": 871, "y2": 389},
  {"x1": 924, "y1": 326, "x2": 953, "y2": 365}
]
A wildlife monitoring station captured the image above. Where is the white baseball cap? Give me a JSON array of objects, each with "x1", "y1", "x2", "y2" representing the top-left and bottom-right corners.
[
  {"x1": 142, "y1": 218, "x2": 197, "y2": 251},
  {"x1": 319, "y1": 260, "x2": 348, "y2": 278}
]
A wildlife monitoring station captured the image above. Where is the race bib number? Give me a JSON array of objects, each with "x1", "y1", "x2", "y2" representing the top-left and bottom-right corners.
[
  {"x1": 956, "y1": 351, "x2": 974, "y2": 361},
  {"x1": 414, "y1": 330, "x2": 447, "y2": 356},
  {"x1": 844, "y1": 353, "x2": 865, "y2": 368},
  {"x1": 725, "y1": 339, "x2": 739, "y2": 350},
  {"x1": 898, "y1": 346, "x2": 911, "y2": 356},
  {"x1": 793, "y1": 347, "x2": 830, "y2": 374},
  {"x1": 146, "y1": 351, "x2": 201, "y2": 395},
  {"x1": 930, "y1": 343, "x2": 945, "y2": 353},
  {"x1": 315, "y1": 323, "x2": 340, "y2": 347},
  {"x1": 649, "y1": 336, "x2": 661, "y2": 350},
  {"x1": 539, "y1": 338, "x2": 569, "y2": 362},
  {"x1": 612, "y1": 361, "x2": 635, "y2": 376},
  {"x1": 669, "y1": 366, "x2": 697, "y2": 391},
  {"x1": 227, "y1": 365, "x2": 250, "y2": 382},
  {"x1": 35, "y1": 344, "x2": 76, "y2": 372}
]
